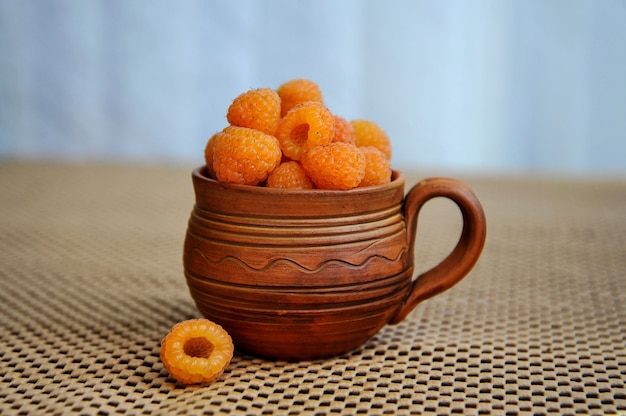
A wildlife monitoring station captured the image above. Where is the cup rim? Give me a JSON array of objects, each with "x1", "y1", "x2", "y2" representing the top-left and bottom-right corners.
[{"x1": 192, "y1": 166, "x2": 404, "y2": 195}]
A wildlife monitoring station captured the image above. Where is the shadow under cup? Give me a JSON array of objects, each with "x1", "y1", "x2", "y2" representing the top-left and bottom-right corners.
[{"x1": 183, "y1": 167, "x2": 486, "y2": 361}]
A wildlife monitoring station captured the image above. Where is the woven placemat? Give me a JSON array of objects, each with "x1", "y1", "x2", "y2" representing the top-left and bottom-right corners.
[{"x1": 1, "y1": 161, "x2": 625, "y2": 415}]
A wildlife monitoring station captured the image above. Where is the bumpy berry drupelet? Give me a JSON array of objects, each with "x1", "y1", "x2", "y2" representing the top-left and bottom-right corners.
[
  {"x1": 266, "y1": 161, "x2": 314, "y2": 189},
  {"x1": 301, "y1": 142, "x2": 366, "y2": 190},
  {"x1": 351, "y1": 119, "x2": 392, "y2": 160},
  {"x1": 212, "y1": 126, "x2": 282, "y2": 186},
  {"x1": 275, "y1": 102, "x2": 335, "y2": 161},
  {"x1": 277, "y1": 78, "x2": 324, "y2": 117},
  {"x1": 359, "y1": 146, "x2": 392, "y2": 187},
  {"x1": 160, "y1": 318, "x2": 234, "y2": 385},
  {"x1": 331, "y1": 115, "x2": 356, "y2": 145},
  {"x1": 203, "y1": 80, "x2": 394, "y2": 189},
  {"x1": 227, "y1": 88, "x2": 281, "y2": 136}
]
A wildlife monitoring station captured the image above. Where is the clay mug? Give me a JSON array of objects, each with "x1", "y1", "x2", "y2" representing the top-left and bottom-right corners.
[{"x1": 183, "y1": 167, "x2": 486, "y2": 361}]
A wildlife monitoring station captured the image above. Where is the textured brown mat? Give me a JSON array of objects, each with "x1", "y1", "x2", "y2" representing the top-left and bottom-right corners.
[{"x1": 1, "y1": 161, "x2": 625, "y2": 415}]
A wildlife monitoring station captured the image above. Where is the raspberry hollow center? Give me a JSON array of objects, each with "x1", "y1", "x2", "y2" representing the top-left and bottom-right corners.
[
  {"x1": 183, "y1": 337, "x2": 215, "y2": 358},
  {"x1": 291, "y1": 124, "x2": 309, "y2": 145}
]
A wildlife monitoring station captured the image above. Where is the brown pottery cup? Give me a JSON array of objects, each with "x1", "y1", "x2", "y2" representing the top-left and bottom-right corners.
[{"x1": 183, "y1": 166, "x2": 486, "y2": 361}]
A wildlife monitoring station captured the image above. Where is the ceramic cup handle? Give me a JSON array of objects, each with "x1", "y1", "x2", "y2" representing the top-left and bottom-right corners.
[{"x1": 389, "y1": 177, "x2": 487, "y2": 324}]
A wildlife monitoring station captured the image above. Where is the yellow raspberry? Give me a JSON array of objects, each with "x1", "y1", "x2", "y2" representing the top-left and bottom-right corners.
[
  {"x1": 275, "y1": 102, "x2": 335, "y2": 161},
  {"x1": 226, "y1": 88, "x2": 281, "y2": 136},
  {"x1": 331, "y1": 115, "x2": 356, "y2": 145},
  {"x1": 160, "y1": 319, "x2": 234, "y2": 385},
  {"x1": 266, "y1": 161, "x2": 314, "y2": 189},
  {"x1": 359, "y1": 146, "x2": 392, "y2": 187},
  {"x1": 212, "y1": 126, "x2": 282, "y2": 186},
  {"x1": 301, "y1": 143, "x2": 366, "y2": 190},
  {"x1": 351, "y1": 119, "x2": 392, "y2": 159},
  {"x1": 277, "y1": 78, "x2": 324, "y2": 117}
]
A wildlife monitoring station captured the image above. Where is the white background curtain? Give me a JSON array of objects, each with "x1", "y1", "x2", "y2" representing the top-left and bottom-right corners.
[{"x1": 1, "y1": 0, "x2": 625, "y2": 174}]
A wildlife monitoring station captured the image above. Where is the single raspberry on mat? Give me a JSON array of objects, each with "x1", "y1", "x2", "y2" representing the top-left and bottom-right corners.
[
  {"x1": 331, "y1": 115, "x2": 356, "y2": 145},
  {"x1": 351, "y1": 119, "x2": 392, "y2": 159},
  {"x1": 160, "y1": 318, "x2": 234, "y2": 385},
  {"x1": 226, "y1": 88, "x2": 281, "y2": 135},
  {"x1": 275, "y1": 102, "x2": 335, "y2": 161},
  {"x1": 359, "y1": 146, "x2": 392, "y2": 187},
  {"x1": 266, "y1": 161, "x2": 315, "y2": 189},
  {"x1": 301, "y1": 142, "x2": 366, "y2": 190},
  {"x1": 213, "y1": 126, "x2": 282, "y2": 186},
  {"x1": 204, "y1": 133, "x2": 218, "y2": 179},
  {"x1": 277, "y1": 78, "x2": 324, "y2": 117}
]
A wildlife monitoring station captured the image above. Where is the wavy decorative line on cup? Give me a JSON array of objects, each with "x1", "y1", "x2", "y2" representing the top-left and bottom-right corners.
[
  {"x1": 187, "y1": 245, "x2": 407, "y2": 274},
  {"x1": 183, "y1": 233, "x2": 408, "y2": 286}
]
